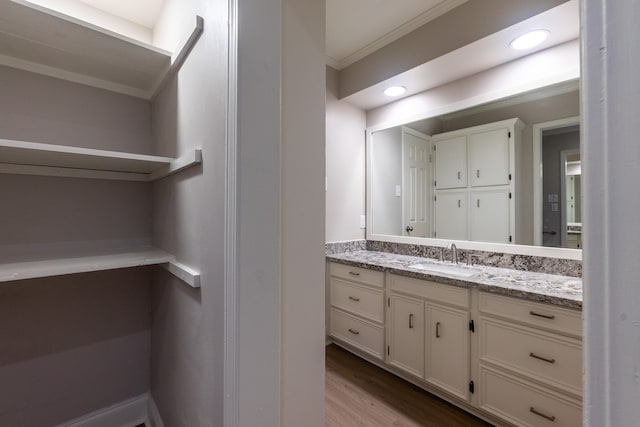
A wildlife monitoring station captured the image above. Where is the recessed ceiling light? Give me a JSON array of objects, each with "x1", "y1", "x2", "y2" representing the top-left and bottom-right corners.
[
  {"x1": 384, "y1": 86, "x2": 406, "y2": 97},
  {"x1": 510, "y1": 30, "x2": 550, "y2": 50}
]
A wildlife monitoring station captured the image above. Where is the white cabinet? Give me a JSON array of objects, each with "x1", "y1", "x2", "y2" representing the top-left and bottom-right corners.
[
  {"x1": 435, "y1": 136, "x2": 467, "y2": 189},
  {"x1": 387, "y1": 294, "x2": 424, "y2": 377},
  {"x1": 387, "y1": 274, "x2": 471, "y2": 401},
  {"x1": 432, "y1": 118, "x2": 521, "y2": 243},
  {"x1": 470, "y1": 189, "x2": 511, "y2": 243},
  {"x1": 327, "y1": 264, "x2": 584, "y2": 427},
  {"x1": 434, "y1": 190, "x2": 467, "y2": 240},
  {"x1": 425, "y1": 304, "x2": 470, "y2": 401},
  {"x1": 478, "y1": 292, "x2": 583, "y2": 426},
  {"x1": 328, "y1": 263, "x2": 385, "y2": 360},
  {"x1": 468, "y1": 128, "x2": 510, "y2": 187}
]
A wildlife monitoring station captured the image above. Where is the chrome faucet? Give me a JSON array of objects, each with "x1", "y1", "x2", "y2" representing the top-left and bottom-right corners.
[{"x1": 449, "y1": 243, "x2": 458, "y2": 264}]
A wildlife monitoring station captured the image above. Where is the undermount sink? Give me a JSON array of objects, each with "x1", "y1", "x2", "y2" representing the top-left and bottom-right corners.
[{"x1": 409, "y1": 262, "x2": 479, "y2": 277}]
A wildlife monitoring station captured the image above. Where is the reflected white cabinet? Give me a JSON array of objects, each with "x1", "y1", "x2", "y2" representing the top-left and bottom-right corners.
[
  {"x1": 434, "y1": 191, "x2": 467, "y2": 240},
  {"x1": 387, "y1": 294, "x2": 424, "y2": 377},
  {"x1": 425, "y1": 304, "x2": 470, "y2": 401},
  {"x1": 432, "y1": 118, "x2": 522, "y2": 243},
  {"x1": 434, "y1": 136, "x2": 467, "y2": 189},
  {"x1": 470, "y1": 189, "x2": 511, "y2": 243},
  {"x1": 469, "y1": 128, "x2": 510, "y2": 187}
]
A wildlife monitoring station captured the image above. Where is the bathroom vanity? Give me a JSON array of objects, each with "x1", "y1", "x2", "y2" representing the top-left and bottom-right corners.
[{"x1": 326, "y1": 250, "x2": 582, "y2": 427}]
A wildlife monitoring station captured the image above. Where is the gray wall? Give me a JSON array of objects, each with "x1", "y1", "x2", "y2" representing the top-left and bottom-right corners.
[
  {"x1": 326, "y1": 65, "x2": 367, "y2": 242},
  {"x1": 0, "y1": 67, "x2": 153, "y2": 425},
  {"x1": 542, "y1": 130, "x2": 580, "y2": 247},
  {"x1": 149, "y1": 0, "x2": 228, "y2": 425}
]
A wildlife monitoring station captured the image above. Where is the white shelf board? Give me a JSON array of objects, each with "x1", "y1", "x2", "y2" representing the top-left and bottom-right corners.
[
  {"x1": 0, "y1": 139, "x2": 202, "y2": 181},
  {"x1": 161, "y1": 260, "x2": 201, "y2": 288},
  {"x1": 0, "y1": 247, "x2": 175, "y2": 283},
  {"x1": 0, "y1": 0, "x2": 172, "y2": 98}
]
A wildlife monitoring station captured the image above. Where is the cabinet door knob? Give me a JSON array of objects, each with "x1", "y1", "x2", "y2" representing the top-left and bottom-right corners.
[
  {"x1": 348, "y1": 296, "x2": 360, "y2": 302},
  {"x1": 348, "y1": 271, "x2": 360, "y2": 276},
  {"x1": 435, "y1": 321, "x2": 441, "y2": 338},
  {"x1": 457, "y1": 171, "x2": 461, "y2": 179},
  {"x1": 347, "y1": 328, "x2": 360, "y2": 335},
  {"x1": 476, "y1": 169, "x2": 480, "y2": 178},
  {"x1": 409, "y1": 313, "x2": 415, "y2": 329}
]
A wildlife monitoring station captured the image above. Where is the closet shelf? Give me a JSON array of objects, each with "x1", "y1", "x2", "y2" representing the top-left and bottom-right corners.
[
  {"x1": 0, "y1": 1, "x2": 204, "y2": 99},
  {"x1": 0, "y1": 247, "x2": 202, "y2": 288},
  {"x1": 0, "y1": 139, "x2": 202, "y2": 181},
  {"x1": 0, "y1": 247, "x2": 173, "y2": 283}
]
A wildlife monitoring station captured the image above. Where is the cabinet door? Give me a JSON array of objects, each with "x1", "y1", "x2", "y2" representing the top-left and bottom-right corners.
[
  {"x1": 469, "y1": 128, "x2": 510, "y2": 187},
  {"x1": 470, "y1": 189, "x2": 510, "y2": 243},
  {"x1": 435, "y1": 136, "x2": 467, "y2": 189},
  {"x1": 388, "y1": 294, "x2": 424, "y2": 378},
  {"x1": 425, "y1": 304, "x2": 470, "y2": 401},
  {"x1": 434, "y1": 191, "x2": 467, "y2": 240}
]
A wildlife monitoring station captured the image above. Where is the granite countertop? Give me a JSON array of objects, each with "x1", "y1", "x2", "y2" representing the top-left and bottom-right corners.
[{"x1": 327, "y1": 251, "x2": 582, "y2": 310}]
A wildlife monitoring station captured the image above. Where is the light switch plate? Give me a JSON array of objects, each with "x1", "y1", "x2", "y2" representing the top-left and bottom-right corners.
[
  {"x1": 395, "y1": 185, "x2": 401, "y2": 197},
  {"x1": 360, "y1": 215, "x2": 366, "y2": 229}
]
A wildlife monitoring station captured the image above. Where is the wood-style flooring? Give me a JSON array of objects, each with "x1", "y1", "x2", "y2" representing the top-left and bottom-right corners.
[{"x1": 326, "y1": 344, "x2": 493, "y2": 427}]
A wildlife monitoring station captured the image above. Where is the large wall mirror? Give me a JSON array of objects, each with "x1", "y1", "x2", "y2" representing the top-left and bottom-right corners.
[{"x1": 367, "y1": 82, "x2": 582, "y2": 259}]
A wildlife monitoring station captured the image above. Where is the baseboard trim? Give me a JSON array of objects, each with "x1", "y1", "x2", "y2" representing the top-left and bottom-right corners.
[
  {"x1": 147, "y1": 395, "x2": 165, "y2": 427},
  {"x1": 57, "y1": 393, "x2": 165, "y2": 427}
]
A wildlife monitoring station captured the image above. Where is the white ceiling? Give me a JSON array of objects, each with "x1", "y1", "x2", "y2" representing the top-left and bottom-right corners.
[
  {"x1": 326, "y1": 0, "x2": 467, "y2": 69},
  {"x1": 78, "y1": 0, "x2": 164, "y2": 28},
  {"x1": 342, "y1": 0, "x2": 580, "y2": 110}
]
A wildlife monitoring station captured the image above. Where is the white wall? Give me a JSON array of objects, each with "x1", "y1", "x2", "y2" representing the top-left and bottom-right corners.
[
  {"x1": 325, "y1": 66, "x2": 366, "y2": 242},
  {"x1": 369, "y1": 127, "x2": 403, "y2": 236},
  {"x1": 582, "y1": 0, "x2": 640, "y2": 425},
  {"x1": 280, "y1": 2, "x2": 326, "y2": 425},
  {"x1": 150, "y1": 0, "x2": 228, "y2": 425},
  {"x1": 235, "y1": 1, "x2": 326, "y2": 426}
]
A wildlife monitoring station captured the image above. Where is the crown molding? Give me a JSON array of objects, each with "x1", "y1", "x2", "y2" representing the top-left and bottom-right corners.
[{"x1": 332, "y1": 0, "x2": 468, "y2": 70}]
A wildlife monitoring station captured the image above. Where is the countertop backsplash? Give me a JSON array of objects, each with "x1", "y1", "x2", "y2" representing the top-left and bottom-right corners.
[{"x1": 325, "y1": 239, "x2": 581, "y2": 278}]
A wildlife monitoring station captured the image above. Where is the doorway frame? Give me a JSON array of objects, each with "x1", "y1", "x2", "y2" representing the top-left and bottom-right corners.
[{"x1": 532, "y1": 116, "x2": 580, "y2": 246}]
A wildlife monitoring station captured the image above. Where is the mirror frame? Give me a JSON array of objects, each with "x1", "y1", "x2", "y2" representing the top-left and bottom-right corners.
[{"x1": 366, "y1": 93, "x2": 582, "y2": 261}]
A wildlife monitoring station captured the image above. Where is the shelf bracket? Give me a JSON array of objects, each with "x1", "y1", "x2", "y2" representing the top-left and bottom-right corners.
[
  {"x1": 161, "y1": 259, "x2": 201, "y2": 288},
  {"x1": 151, "y1": 15, "x2": 205, "y2": 99},
  {"x1": 148, "y1": 148, "x2": 202, "y2": 181}
]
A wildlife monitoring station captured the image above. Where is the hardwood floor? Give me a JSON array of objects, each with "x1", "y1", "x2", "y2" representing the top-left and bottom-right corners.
[{"x1": 326, "y1": 344, "x2": 493, "y2": 427}]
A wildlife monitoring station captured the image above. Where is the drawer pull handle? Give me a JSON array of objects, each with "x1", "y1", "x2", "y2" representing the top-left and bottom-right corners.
[
  {"x1": 529, "y1": 352, "x2": 556, "y2": 364},
  {"x1": 348, "y1": 271, "x2": 361, "y2": 276},
  {"x1": 530, "y1": 407, "x2": 556, "y2": 422},
  {"x1": 529, "y1": 310, "x2": 555, "y2": 320},
  {"x1": 436, "y1": 322, "x2": 441, "y2": 338},
  {"x1": 409, "y1": 314, "x2": 414, "y2": 329},
  {"x1": 348, "y1": 296, "x2": 360, "y2": 302},
  {"x1": 348, "y1": 328, "x2": 360, "y2": 335}
]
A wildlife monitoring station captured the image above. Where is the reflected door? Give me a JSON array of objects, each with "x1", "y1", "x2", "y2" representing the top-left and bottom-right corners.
[{"x1": 402, "y1": 129, "x2": 431, "y2": 237}]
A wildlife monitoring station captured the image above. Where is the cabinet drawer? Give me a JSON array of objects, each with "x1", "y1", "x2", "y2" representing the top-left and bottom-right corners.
[
  {"x1": 329, "y1": 262, "x2": 384, "y2": 288},
  {"x1": 479, "y1": 292, "x2": 582, "y2": 338},
  {"x1": 389, "y1": 274, "x2": 469, "y2": 308},
  {"x1": 479, "y1": 317, "x2": 582, "y2": 396},
  {"x1": 330, "y1": 278, "x2": 384, "y2": 323},
  {"x1": 330, "y1": 308, "x2": 384, "y2": 359},
  {"x1": 479, "y1": 365, "x2": 582, "y2": 427}
]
